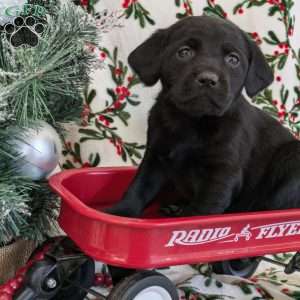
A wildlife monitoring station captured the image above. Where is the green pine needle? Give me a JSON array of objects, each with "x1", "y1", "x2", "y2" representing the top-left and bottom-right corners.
[{"x1": 0, "y1": 2, "x2": 99, "y2": 125}]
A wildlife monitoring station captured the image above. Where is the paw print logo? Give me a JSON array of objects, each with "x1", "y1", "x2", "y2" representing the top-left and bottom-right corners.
[{"x1": 1, "y1": 16, "x2": 45, "y2": 48}]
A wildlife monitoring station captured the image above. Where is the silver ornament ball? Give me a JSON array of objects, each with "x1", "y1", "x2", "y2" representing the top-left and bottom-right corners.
[{"x1": 11, "y1": 121, "x2": 61, "y2": 181}]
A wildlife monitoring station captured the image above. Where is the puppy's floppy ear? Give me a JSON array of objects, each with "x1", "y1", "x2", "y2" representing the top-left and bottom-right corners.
[
  {"x1": 244, "y1": 35, "x2": 274, "y2": 97},
  {"x1": 128, "y1": 29, "x2": 167, "y2": 86}
]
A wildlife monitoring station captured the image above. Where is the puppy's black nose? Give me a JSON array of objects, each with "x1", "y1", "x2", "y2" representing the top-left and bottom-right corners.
[{"x1": 196, "y1": 71, "x2": 219, "y2": 88}]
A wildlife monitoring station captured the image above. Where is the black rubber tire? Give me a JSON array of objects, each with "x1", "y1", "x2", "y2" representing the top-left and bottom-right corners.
[
  {"x1": 51, "y1": 258, "x2": 95, "y2": 300},
  {"x1": 108, "y1": 270, "x2": 179, "y2": 300},
  {"x1": 212, "y1": 258, "x2": 260, "y2": 278}
]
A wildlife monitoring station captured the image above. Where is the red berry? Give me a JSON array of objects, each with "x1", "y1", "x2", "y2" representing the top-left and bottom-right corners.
[
  {"x1": 280, "y1": 104, "x2": 285, "y2": 110},
  {"x1": 16, "y1": 276, "x2": 24, "y2": 284},
  {"x1": 42, "y1": 244, "x2": 51, "y2": 253},
  {"x1": 104, "y1": 275, "x2": 113, "y2": 287},
  {"x1": 278, "y1": 111, "x2": 285, "y2": 117},
  {"x1": 281, "y1": 288, "x2": 290, "y2": 293},
  {"x1": 80, "y1": 0, "x2": 88, "y2": 6},
  {"x1": 94, "y1": 273, "x2": 105, "y2": 286},
  {"x1": 116, "y1": 145, "x2": 122, "y2": 155},
  {"x1": 273, "y1": 50, "x2": 279, "y2": 56},
  {"x1": 272, "y1": 100, "x2": 278, "y2": 105},
  {"x1": 0, "y1": 286, "x2": 13, "y2": 295},
  {"x1": 119, "y1": 95, "x2": 126, "y2": 101},
  {"x1": 115, "y1": 87, "x2": 121, "y2": 94},
  {"x1": 34, "y1": 252, "x2": 45, "y2": 261},
  {"x1": 276, "y1": 76, "x2": 282, "y2": 81},
  {"x1": 238, "y1": 8, "x2": 244, "y2": 14},
  {"x1": 121, "y1": 86, "x2": 128, "y2": 93},
  {"x1": 279, "y1": 4, "x2": 285, "y2": 11},
  {"x1": 279, "y1": 43, "x2": 284, "y2": 49},
  {"x1": 9, "y1": 280, "x2": 19, "y2": 291},
  {"x1": 17, "y1": 266, "x2": 28, "y2": 276},
  {"x1": 114, "y1": 68, "x2": 122, "y2": 75},
  {"x1": 251, "y1": 32, "x2": 258, "y2": 39},
  {"x1": 100, "y1": 52, "x2": 106, "y2": 59},
  {"x1": 284, "y1": 48, "x2": 289, "y2": 55},
  {"x1": 82, "y1": 162, "x2": 91, "y2": 168},
  {"x1": 223, "y1": 12, "x2": 227, "y2": 18},
  {"x1": 0, "y1": 293, "x2": 12, "y2": 300},
  {"x1": 127, "y1": 76, "x2": 133, "y2": 82},
  {"x1": 99, "y1": 115, "x2": 105, "y2": 121},
  {"x1": 114, "y1": 101, "x2": 121, "y2": 109},
  {"x1": 122, "y1": 0, "x2": 130, "y2": 9}
]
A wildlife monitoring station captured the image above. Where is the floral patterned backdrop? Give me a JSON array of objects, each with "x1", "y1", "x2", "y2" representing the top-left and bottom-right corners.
[
  {"x1": 64, "y1": 1, "x2": 300, "y2": 299},
  {"x1": 63, "y1": 0, "x2": 300, "y2": 171}
]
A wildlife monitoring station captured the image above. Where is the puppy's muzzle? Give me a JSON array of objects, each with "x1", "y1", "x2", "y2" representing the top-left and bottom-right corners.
[{"x1": 195, "y1": 71, "x2": 219, "y2": 88}]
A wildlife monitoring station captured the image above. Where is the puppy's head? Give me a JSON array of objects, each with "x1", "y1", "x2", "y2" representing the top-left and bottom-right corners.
[{"x1": 128, "y1": 16, "x2": 274, "y2": 117}]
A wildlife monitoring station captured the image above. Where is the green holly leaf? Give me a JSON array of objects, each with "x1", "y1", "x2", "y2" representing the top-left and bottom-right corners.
[
  {"x1": 268, "y1": 5, "x2": 279, "y2": 16},
  {"x1": 89, "y1": 153, "x2": 100, "y2": 166},
  {"x1": 107, "y1": 88, "x2": 117, "y2": 101},
  {"x1": 240, "y1": 283, "x2": 253, "y2": 294},
  {"x1": 215, "y1": 280, "x2": 223, "y2": 288},
  {"x1": 175, "y1": 0, "x2": 181, "y2": 7},
  {"x1": 121, "y1": 149, "x2": 127, "y2": 162},
  {"x1": 127, "y1": 97, "x2": 141, "y2": 106},
  {"x1": 233, "y1": 3, "x2": 243, "y2": 14},
  {"x1": 113, "y1": 47, "x2": 118, "y2": 65},
  {"x1": 278, "y1": 55, "x2": 288, "y2": 69},
  {"x1": 267, "y1": 31, "x2": 280, "y2": 43},
  {"x1": 63, "y1": 160, "x2": 75, "y2": 169},
  {"x1": 86, "y1": 89, "x2": 96, "y2": 105},
  {"x1": 126, "y1": 5, "x2": 133, "y2": 18},
  {"x1": 204, "y1": 277, "x2": 212, "y2": 287},
  {"x1": 144, "y1": 14, "x2": 155, "y2": 25},
  {"x1": 118, "y1": 111, "x2": 131, "y2": 126},
  {"x1": 139, "y1": 14, "x2": 146, "y2": 28},
  {"x1": 74, "y1": 143, "x2": 81, "y2": 159}
]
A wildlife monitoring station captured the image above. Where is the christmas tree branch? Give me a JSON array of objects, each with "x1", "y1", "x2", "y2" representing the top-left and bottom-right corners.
[{"x1": 0, "y1": 2, "x2": 100, "y2": 125}]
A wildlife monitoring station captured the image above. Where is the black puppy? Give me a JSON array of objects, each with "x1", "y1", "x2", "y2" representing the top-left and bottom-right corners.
[{"x1": 107, "y1": 16, "x2": 300, "y2": 218}]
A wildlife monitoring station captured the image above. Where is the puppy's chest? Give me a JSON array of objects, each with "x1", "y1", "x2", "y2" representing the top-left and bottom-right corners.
[{"x1": 159, "y1": 133, "x2": 222, "y2": 167}]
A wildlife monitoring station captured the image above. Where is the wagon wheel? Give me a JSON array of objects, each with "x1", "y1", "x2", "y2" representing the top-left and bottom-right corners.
[
  {"x1": 212, "y1": 257, "x2": 260, "y2": 278},
  {"x1": 52, "y1": 258, "x2": 95, "y2": 300},
  {"x1": 108, "y1": 270, "x2": 179, "y2": 300}
]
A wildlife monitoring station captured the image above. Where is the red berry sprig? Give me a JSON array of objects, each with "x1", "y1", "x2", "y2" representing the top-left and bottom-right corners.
[{"x1": 94, "y1": 273, "x2": 112, "y2": 287}]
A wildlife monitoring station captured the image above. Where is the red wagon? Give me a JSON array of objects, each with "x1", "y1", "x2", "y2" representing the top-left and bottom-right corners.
[{"x1": 15, "y1": 167, "x2": 300, "y2": 300}]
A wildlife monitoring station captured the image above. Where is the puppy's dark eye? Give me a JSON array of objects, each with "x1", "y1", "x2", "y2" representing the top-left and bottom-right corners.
[
  {"x1": 177, "y1": 46, "x2": 195, "y2": 60},
  {"x1": 225, "y1": 53, "x2": 240, "y2": 67}
]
